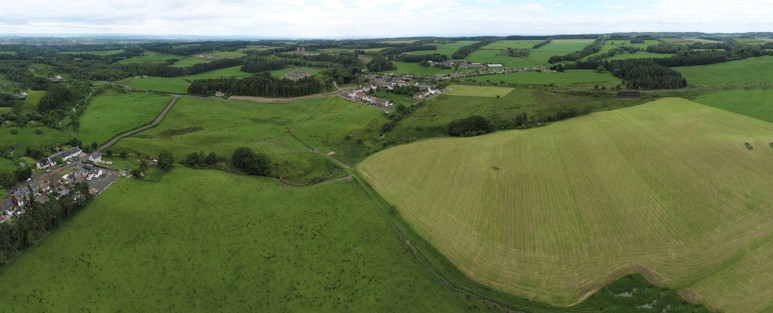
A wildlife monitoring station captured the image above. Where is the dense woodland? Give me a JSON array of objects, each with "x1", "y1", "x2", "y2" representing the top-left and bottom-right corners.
[{"x1": 187, "y1": 72, "x2": 331, "y2": 97}]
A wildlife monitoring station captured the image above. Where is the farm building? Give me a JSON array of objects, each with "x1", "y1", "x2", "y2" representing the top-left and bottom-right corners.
[{"x1": 487, "y1": 64, "x2": 504, "y2": 68}]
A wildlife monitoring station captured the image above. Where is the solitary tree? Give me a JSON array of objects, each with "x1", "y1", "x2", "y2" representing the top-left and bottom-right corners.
[{"x1": 157, "y1": 150, "x2": 174, "y2": 171}]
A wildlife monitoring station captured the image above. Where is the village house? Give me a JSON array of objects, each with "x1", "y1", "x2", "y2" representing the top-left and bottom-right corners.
[
  {"x1": 89, "y1": 152, "x2": 102, "y2": 163},
  {"x1": 36, "y1": 146, "x2": 82, "y2": 169}
]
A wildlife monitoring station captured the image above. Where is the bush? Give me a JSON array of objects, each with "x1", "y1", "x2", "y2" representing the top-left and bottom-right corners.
[
  {"x1": 446, "y1": 115, "x2": 493, "y2": 137},
  {"x1": 9, "y1": 129, "x2": 17, "y2": 135},
  {"x1": 231, "y1": 147, "x2": 271, "y2": 176}
]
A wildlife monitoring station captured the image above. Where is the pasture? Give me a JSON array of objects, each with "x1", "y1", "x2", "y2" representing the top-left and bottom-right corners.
[
  {"x1": 128, "y1": 66, "x2": 251, "y2": 93},
  {"x1": 21, "y1": 89, "x2": 46, "y2": 112},
  {"x1": 170, "y1": 57, "x2": 212, "y2": 67},
  {"x1": 444, "y1": 84, "x2": 514, "y2": 97},
  {"x1": 385, "y1": 88, "x2": 644, "y2": 141},
  {"x1": 527, "y1": 39, "x2": 593, "y2": 65},
  {"x1": 359, "y1": 98, "x2": 773, "y2": 312},
  {"x1": 405, "y1": 40, "x2": 479, "y2": 57},
  {"x1": 0, "y1": 168, "x2": 498, "y2": 313},
  {"x1": 464, "y1": 70, "x2": 620, "y2": 87},
  {"x1": 0, "y1": 126, "x2": 72, "y2": 172},
  {"x1": 387, "y1": 62, "x2": 455, "y2": 75},
  {"x1": 466, "y1": 40, "x2": 543, "y2": 68},
  {"x1": 115, "y1": 96, "x2": 387, "y2": 182},
  {"x1": 79, "y1": 92, "x2": 172, "y2": 146},
  {"x1": 693, "y1": 88, "x2": 773, "y2": 123},
  {"x1": 270, "y1": 67, "x2": 322, "y2": 78},
  {"x1": 117, "y1": 52, "x2": 179, "y2": 64},
  {"x1": 676, "y1": 56, "x2": 773, "y2": 86},
  {"x1": 128, "y1": 77, "x2": 190, "y2": 94},
  {"x1": 59, "y1": 49, "x2": 124, "y2": 56}
]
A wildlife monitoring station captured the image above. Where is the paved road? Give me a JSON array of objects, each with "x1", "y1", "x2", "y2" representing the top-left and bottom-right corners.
[{"x1": 95, "y1": 95, "x2": 180, "y2": 154}]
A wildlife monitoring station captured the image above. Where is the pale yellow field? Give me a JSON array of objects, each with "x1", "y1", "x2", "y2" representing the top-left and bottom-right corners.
[{"x1": 358, "y1": 98, "x2": 773, "y2": 312}]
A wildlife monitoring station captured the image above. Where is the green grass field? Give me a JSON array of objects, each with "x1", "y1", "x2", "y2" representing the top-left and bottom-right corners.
[
  {"x1": 197, "y1": 50, "x2": 248, "y2": 59},
  {"x1": 693, "y1": 88, "x2": 773, "y2": 123},
  {"x1": 170, "y1": 57, "x2": 212, "y2": 67},
  {"x1": 387, "y1": 62, "x2": 455, "y2": 75},
  {"x1": 21, "y1": 89, "x2": 46, "y2": 112},
  {"x1": 128, "y1": 77, "x2": 190, "y2": 94},
  {"x1": 527, "y1": 39, "x2": 594, "y2": 65},
  {"x1": 115, "y1": 96, "x2": 387, "y2": 183},
  {"x1": 0, "y1": 168, "x2": 502, "y2": 313},
  {"x1": 360, "y1": 98, "x2": 773, "y2": 312},
  {"x1": 604, "y1": 51, "x2": 675, "y2": 61},
  {"x1": 464, "y1": 70, "x2": 621, "y2": 87},
  {"x1": 79, "y1": 92, "x2": 172, "y2": 146},
  {"x1": 385, "y1": 88, "x2": 644, "y2": 141},
  {"x1": 404, "y1": 40, "x2": 479, "y2": 57},
  {"x1": 128, "y1": 66, "x2": 251, "y2": 93},
  {"x1": 466, "y1": 40, "x2": 544, "y2": 68},
  {"x1": 0, "y1": 127, "x2": 72, "y2": 172},
  {"x1": 118, "y1": 52, "x2": 179, "y2": 64},
  {"x1": 444, "y1": 84, "x2": 514, "y2": 97},
  {"x1": 59, "y1": 49, "x2": 124, "y2": 56},
  {"x1": 270, "y1": 67, "x2": 322, "y2": 78},
  {"x1": 676, "y1": 56, "x2": 773, "y2": 86}
]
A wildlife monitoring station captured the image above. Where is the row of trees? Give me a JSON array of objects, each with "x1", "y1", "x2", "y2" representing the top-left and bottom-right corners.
[
  {"x1": 394, "y1": 53, "x2": 449, "y2": 63},
  {"x1": 548, "y1": 38, "x2": 605, "y2": 63},
  {"x1": 501, "y1": 48, "x2": 530, "y2": 57},
  {"x1": 0, "y1": 182, "x2": 92, "y2": 266},
  {"x1": 533, "y1": 39, "x2": 552, "y2": 49},
  {"x1": 452, "y1": 40, "x2": 495, "y2": 59},
  {"x1": 446, "y1": 115, "x2": 494, "y2": 137},
  {"x1": 187, "y1": 72, "x2": 331, "y2": 97}
]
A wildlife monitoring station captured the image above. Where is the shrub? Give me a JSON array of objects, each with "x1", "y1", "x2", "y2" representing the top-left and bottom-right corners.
[{"x1": 446, "y1": 115, "x2": 493, "y2": 137}]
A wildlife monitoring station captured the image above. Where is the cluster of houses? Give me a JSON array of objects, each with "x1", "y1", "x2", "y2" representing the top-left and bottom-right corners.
[
  {"x1": 1, "y1": 147, "x2": 109, "y2": 224},
  {"x1": 462, "y1": 62, "x2": 505, "y2": 69},
  {"x1": 342, "y1": 74, "x2": 443, "y2": 109},
  {"x1": 454, "y1": 66, "x2": 546, "y2": 79}
]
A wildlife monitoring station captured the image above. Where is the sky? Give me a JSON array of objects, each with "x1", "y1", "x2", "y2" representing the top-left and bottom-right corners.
[{"x1": 0, "y1": 0, "x2": 771, "y2": 38}]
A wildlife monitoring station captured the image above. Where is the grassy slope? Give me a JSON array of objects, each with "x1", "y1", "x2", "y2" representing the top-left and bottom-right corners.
[
  {"x1": 444, "y1": 84, "x2": 514, "y2": 97},
  {"x1": 0, "y1": 127, "x2": 72, "y2": 172},
  {"x1": 116, "y1": 96, "x2": 386, "y2": 182},
  {"x1": 463, "y1": 70, "x2": 620, "y2": 87},
  {"x1": 0, "y1": 168, "x2": 497, "y2": 313},
  {"x1": 79, "y1": 92, "x2": 172, "y2": 145},
  {"x1": 360, "y1": 98, "x2": 773, "y2": 312},
  {"x1": 692, "y1": 88, "x2": 773, "y2": 123},
  {"x1": 676, "y1": 56, "x2": 773, "y2": 86},
  {"x1": 21, "y1": 89, "x2": 46, "y2": 112}
]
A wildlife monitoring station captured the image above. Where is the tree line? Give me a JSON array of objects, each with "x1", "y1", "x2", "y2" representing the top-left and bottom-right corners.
[
  {"x1": 452, "y1": 40, "x2": 495, "y2": 59},
  {"x1": 548, "y1": 38, "x2": 605, "y2": 63},
  {"x1": 187, "y1": 72, "x2": 331, "y2": 97},
  {"x1": 0, "y1": 182, "x2": 92, "y2": 266}
]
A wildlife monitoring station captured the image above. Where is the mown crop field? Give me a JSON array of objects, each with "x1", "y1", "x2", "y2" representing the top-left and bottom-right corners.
[
  {"x1": 360, "y1": 98, "x2": 773, "y2": 312},
  {"x1": 0, "y1": 168, "x2": 500, "y2": 313},
  {"x1": 79, "y1": 92, "x2": 172, "y2": 146},
  {"x1": 527, "y1": 39, "x2": 594, "y2": 65},
  {"x1": 405, "y1": 40, "x2": 479, "y2": 57},
  {"x1": 693, "y1": 88, "x2": 773, "y2": 123},
  {"x1": 464, "y1": 70, "x2": 620, "y2": 87},
  {"x1": 676, "y1": 56, "x2": 773, "y2": 86},
  {"x1": 116, "y1": 96, "x2": 387, "y2": 183},
  {"x1": 387, "y1": 62, "x2": 455, "y2": 75},
  {"x1": 444, "y1": 84, "x2": 514, "y2": 97}
]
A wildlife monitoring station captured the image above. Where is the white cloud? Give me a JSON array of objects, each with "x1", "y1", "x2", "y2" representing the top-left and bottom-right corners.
[{"x1": 0, "y1": 0, "x2": 770, "y2": 37}]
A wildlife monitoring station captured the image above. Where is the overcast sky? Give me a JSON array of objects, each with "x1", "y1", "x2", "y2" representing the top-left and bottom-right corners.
[{"x1": 1, "y1": 0, "x2": 771, "y2": 38}]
